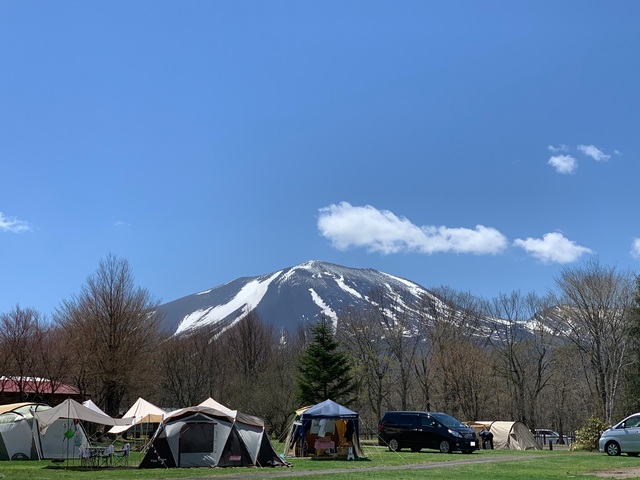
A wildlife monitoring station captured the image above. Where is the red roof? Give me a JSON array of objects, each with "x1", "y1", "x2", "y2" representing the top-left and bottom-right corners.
[{"x1": 0, "y1": 377, "x2": 79, "y2": 395}]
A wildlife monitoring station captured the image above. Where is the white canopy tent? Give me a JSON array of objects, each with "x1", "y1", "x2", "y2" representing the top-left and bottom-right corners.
[
  {"x1": 198, "y1": 398, "x2": 236, "y2": 418},
  {"x1": 35, "y1": 399, "x2": 133, "y2": 435},
  {"x1": 82, "y1": 399, "x2": 108, "y2": 417},
  {"x1": 108, "y1": 397, "x2": 165, "y2": 434}
]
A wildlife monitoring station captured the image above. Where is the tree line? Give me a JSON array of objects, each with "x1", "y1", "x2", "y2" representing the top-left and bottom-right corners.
[{"x1": 1, "y1": 254, "x2": 639, "y2": 440}]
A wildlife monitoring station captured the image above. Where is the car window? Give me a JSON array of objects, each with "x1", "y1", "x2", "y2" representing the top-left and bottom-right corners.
[
  {"x1": 400, "y1": 414, "x2": 419, "y2": 428},
  {"x1": 382, "y1": 413, "x2": 400, "y2": 424},
  {"x1": 625, "y1": 416, "x2": 640, "y2": 428},
  {"x1": 421, "y1": 416, "x2": 436, "y2": 428},
  {"x1": 430, "y1": 413, "x2": 465, "y2": 428}
]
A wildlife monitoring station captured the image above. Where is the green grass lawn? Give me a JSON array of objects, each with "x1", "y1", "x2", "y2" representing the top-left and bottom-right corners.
[{"x1": 1, "y1": 446, "x2": 638, "y2": 480}]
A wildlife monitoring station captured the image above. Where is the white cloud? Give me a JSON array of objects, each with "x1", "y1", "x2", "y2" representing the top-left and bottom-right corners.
[
  {"x1": 513, "y1": 232, "x2": 593, "y2": 264},
  {"x1": 113, "y1": 220, "x2": 129, "y2": 227},
  {"x1": 0, "y1": 212, "x2": 31, "y2": 233},
  {"x1": 547, "y1": 144, "x2": 568, "y2": 153},
  {"x1": 318, "y1": 202, "x2": 508, "y2": 255},
  {"x1": 548, "y1": 154, "x2": 577, "y2": 174},
  {"x1": 577, "y1": 144, "x2": 611, "y2": 162},
  {"x1": 631, "y1": 238, "x2": 640, "y2": 259}
]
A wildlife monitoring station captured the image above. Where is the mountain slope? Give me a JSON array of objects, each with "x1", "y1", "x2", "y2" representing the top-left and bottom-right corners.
[{"x1": 156, "y1": 260, "x2": 438, "y2": 336}]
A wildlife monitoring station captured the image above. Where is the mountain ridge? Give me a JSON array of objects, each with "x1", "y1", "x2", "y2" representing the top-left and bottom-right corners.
[{"x1": 156, "y1": 260, "x2": 438, "y2": 336}]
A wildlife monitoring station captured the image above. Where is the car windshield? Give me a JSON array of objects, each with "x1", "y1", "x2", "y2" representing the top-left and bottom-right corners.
[{"x1": 430, "y1": 413, "x2": 465, "y2": 428}]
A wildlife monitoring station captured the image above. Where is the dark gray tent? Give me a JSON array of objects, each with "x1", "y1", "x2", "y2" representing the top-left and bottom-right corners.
[{"x1": 139, "y1": 405, "x2": 286, "y2": 468}]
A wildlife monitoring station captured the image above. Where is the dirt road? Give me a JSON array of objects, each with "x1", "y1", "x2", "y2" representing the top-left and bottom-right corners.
[{"x1": 179, "y1": 454, "x2": 548, "y2": 480}]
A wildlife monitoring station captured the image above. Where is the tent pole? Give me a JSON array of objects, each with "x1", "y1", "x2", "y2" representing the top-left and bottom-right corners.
[
  {"x1": 30, "y1": 405, "x2": 43, "y2": 461},
  {"x1": 66, "y1": 396, "x2": 70, "y2": 468}
]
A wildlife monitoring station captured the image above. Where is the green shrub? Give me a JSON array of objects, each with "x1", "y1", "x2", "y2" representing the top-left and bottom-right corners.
[{"x1": 571, "y1": 416, "x2": 609, "y2": 451}]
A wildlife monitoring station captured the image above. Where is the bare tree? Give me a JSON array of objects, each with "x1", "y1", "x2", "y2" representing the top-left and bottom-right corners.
[
  {"x1": 366, "y1": 289, "x2": 422, "y2": 410},
  {"x1": 423, "y1": 288, "x2": 491, "y2": 420},
  {"x1": 485, "y1": 291, "x2": 559, "y2": 427},
  {"x1": 32, "y1": 324, "x2": 72, "y2": 404},
  {"x1": 159, "y1": 328, "x2": 222, "y2": 407},
  {"x1": 554, "y1": 260, "x2": 636, "y2": 423},
  {"x1": 221, "y1": 311, "x2": 274, "y2": 377},
  {"x1": 54, "y1": 254, "x2": 161, "y2": 416},
  {"x1": 338, "y1": 305, "x2": 394, "y2": 422},
  {"x1": 0, "y1": 306, "x2": 44, "y2": 400},
  {"x1": 237, "y1": 327, "x2": 304, "y2": 437}
]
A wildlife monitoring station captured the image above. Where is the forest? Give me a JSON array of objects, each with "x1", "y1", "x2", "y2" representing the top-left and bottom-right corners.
[{"x1": 2, "y1": 253, "x2": 639, "y2": 441}]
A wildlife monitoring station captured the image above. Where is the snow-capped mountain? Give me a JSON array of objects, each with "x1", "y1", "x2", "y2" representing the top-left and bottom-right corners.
[{"x1": 156, "y1": 260, "x2": 439, "y2": 336}]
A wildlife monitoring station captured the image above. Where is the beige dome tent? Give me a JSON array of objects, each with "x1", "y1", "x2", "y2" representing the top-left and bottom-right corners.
[{"x1": 468, "y1": 421, "x2": 539, "y2": 450}]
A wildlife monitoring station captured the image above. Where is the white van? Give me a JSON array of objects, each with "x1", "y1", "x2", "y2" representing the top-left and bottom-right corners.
[{"x1": 599, "y1": 413, "x2": 640, "y2": 456}]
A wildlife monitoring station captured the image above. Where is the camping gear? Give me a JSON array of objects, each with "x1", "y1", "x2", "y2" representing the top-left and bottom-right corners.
[
  {"x1": 34, "y1": 398, "x2": 133, "y2": 435},
  {"x1": 139, "y1": 404, "x2": 286, "y2": 468},
  {"x1": 198, "y1": 397, "x2": 236, "y2": 417},
  {"x1": 468, "y1": 421, "x2": 540, "y2": 450},
  {"x1": 283, "y1": 399, "x2": 364, "y2": 459},
  {"x1": 0, "y1": 402, "x2": 88, "y2": 460},
  {"x1": 108, "y1": 397, "x2": 165, "y2": 435}
]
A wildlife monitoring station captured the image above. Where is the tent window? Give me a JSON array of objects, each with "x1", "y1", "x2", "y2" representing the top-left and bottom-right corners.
[{"x1": 179, "y1": 422, "x2": 215, "y2": 454}]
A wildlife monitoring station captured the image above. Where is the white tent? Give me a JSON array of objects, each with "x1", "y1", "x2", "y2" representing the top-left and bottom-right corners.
[
  {"x1": 34, "y1": 399, "x2": 133, "y2": 435},
  {"x1": 0, "y1": 402, "x2": 88, "y2": 460},
  {"x1": 108, "y1": 397, "x2": 165, "y2": 434},
  {"x1": 198, "y1": 397, "x2": 236, "y2": 417},
  {"x1": 82, "y1": 399, "x2": 108, "y2": 416}
]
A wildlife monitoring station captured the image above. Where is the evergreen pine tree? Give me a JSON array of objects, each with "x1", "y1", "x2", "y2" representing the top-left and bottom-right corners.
[{"x1": 297, "y1": 316, "x2": 356, "y2": 406}]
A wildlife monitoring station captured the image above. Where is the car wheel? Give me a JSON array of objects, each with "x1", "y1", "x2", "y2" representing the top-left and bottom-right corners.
[
  {"x1": 410, "y1": 447, "x2": 421, "y2": 452},
  {"x1": 388, "y1": 438, "x2": 401, "y2": 452},
  {"x1": 606, "y1": 441, "x2": 621, "y2": 456},
  {"x1": 439, "y1": 440, "x2": 451, "y2": 454}
]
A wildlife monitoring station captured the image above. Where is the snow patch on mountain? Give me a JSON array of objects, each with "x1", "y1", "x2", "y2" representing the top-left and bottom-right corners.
[
  {"x1": 334, "y1": 275, "x2": 362, "y2": 299},
  {"x1": 382, "y1": 272, "x2": 424, "y2": 297},
  {"x1": 175, "y1": 270, "x2": 283, "y2": 334},
  {"x1": 308, "y1": 288, "x2": 337, "y2": 326}
]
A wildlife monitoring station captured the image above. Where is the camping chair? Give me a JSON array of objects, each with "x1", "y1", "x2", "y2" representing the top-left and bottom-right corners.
[
  {"x1": 79, "y1": 445, "x2": 92, "y2": 467},
  {"x1": 100, "y1": 444, "x2": 114, "y2": 466},
  {"x1": 113, "y1": 443, "x2": 130, "y2": 466}
]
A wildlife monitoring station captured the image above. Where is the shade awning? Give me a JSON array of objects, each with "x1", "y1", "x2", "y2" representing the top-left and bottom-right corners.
[{"x1": 34, "y1": 399, "x2": 133, "y2": 434}]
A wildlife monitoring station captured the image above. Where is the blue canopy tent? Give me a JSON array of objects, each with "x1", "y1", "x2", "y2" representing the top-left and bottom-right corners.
[{"x1": 295, "y1": 400, "x2": 364, "y2": 459}]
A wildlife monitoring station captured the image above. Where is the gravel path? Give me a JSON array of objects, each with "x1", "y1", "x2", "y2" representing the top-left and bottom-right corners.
[{"x1": 177, "y1": 454, "x2": 547, "y2": 480}]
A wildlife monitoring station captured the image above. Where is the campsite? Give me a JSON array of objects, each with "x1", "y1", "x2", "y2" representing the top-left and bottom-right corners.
[
  {"x1": 0, "y1": 396, "x2": 636, "y2": 480},
  {"x1": 2, "y1": 449, "x2": 640, "y2": 480}
]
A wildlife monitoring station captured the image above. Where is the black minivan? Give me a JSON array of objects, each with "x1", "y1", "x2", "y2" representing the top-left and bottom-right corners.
[{"x1": 378, "y1": 411, "x2": 478, "y2": 453}]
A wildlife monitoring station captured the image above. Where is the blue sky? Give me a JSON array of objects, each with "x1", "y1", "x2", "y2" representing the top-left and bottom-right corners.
[{"x1": 2, "y1": 1, "x2": 639, "y2": 316}]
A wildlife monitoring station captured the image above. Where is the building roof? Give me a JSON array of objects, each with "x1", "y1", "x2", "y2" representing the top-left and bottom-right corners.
[{"x1": 0, "y1": 377, "x2": 79, "y2": 395}]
